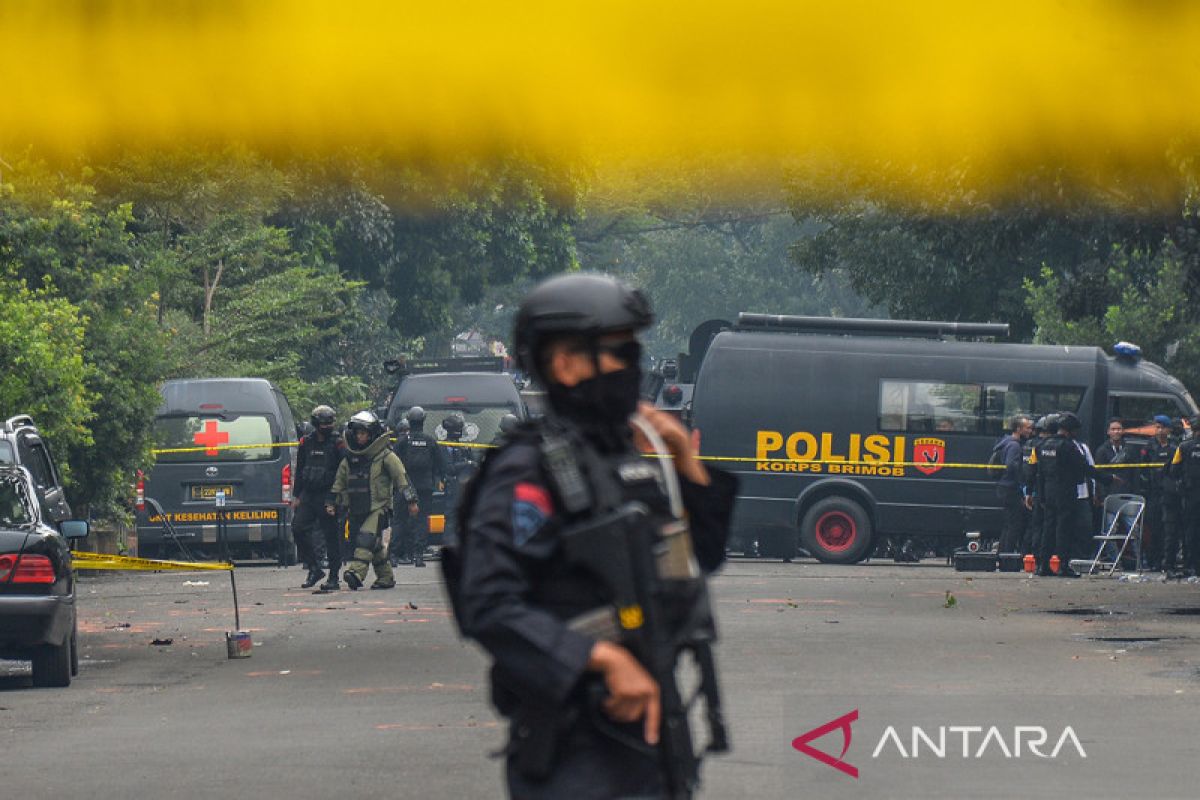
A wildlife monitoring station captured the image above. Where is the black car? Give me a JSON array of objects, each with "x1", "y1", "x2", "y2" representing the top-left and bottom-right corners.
[{"x1": 0, "y1": 466, "x2": 88, "y2": 687}]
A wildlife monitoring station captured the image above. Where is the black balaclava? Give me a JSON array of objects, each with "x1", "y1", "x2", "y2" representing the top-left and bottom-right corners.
[{"x1": 544, "y1": 340, "x2": 642, "y2": 452}]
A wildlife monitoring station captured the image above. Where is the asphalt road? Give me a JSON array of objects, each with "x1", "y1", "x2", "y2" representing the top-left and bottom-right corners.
[{"x1": 3, "y1": 558, "x2": 1199, "y2": 799}]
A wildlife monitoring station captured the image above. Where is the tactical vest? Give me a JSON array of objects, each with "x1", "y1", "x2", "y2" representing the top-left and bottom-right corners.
[
  {"x1": 1149, "y1": 442, "x2": 1178, "y2": 496},
  {"x1": 345, "y1": 453, "x2": 374, "y2": 516},
  {"x1": 1035, "y1": 435, "x2": 1071, "y2": 500},
  {"x1": 1181, "y1": 442, "x2": 1200, "y2": 495},
  {"x1": 397, "y1": 434, "x2": 436, "y2": 490},
  {"x1": 299, "y1": 434, "x2": 341, "y2": 499}
]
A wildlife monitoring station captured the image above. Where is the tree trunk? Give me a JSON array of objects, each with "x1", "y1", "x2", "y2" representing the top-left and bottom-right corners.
[{"x1": 202, "y1": 257, "x2": 224, "y2": 337}]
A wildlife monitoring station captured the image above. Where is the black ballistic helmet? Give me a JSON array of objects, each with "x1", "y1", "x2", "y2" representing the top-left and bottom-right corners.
[
  {"x1": 1041, "y1": 413, "x2": 1062, "y2": 433},
  {"x1": 1033, "y1": 415, "x2": 1048, "y2": 433},
  {"x1": 499, "y1": 413, "x2": 520, "y2": 434},
  {"x1": 347, "y1": 409, "x2": 383, "y2": 441},
  {"x1": 514, "y1": 273, "x2": 654, "y2": 380},
  {"x1": 311, "y1": 405, "x2": 336, "y2": 428},
  {"x1": 443, "y1": 414, "x2": 465, "y2": 437},
  {"x1": 1058, "y1": 412, "x2": 1082, "y2": 433},
  {"x1": 406, "y1": 406, "x2": 426, "y2": 425},
  {"x1": 395, "y1": 418, "x2": 411, "y2": 434}
]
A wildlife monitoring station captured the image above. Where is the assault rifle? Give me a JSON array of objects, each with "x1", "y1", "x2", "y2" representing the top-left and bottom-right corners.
[{"x1": 563, "y1": 501, "x2": 729, "y2": 800}]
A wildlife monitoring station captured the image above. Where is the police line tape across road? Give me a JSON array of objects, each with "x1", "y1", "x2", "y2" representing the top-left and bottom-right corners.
[
  {"x1": 72, "y1": 551, "x2": 234, "y2": 571},
  {"x1": 150, "y1": 441, "x2": 1163, "y2": 469}
]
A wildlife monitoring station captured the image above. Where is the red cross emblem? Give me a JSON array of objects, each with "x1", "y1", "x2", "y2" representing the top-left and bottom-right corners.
[{"x1": 193, "y1": 420, "x2": 230, "y2": 456}]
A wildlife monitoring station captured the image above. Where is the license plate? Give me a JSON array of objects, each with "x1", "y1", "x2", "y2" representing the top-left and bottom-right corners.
[{"x1": 191, "y1": 485, "x2": 234, "y2": 500}]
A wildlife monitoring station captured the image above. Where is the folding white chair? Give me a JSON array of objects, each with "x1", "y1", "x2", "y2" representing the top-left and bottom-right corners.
[{"x1": 1072, "y1": 493, "x2": 1145, "y2": 576}]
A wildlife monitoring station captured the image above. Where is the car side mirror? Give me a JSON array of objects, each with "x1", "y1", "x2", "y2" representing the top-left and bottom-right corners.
[{"x1": 60, "y1": 520, "x2": 90, "y2": 540}]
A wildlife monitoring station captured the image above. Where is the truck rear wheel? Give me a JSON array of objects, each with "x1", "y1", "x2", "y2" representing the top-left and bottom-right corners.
[{"x1": 800, "y1": 496, "x2": 873, "y2": 564}]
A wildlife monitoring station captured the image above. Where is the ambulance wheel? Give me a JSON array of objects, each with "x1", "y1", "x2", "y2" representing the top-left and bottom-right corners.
[{"x1": 800, "y1": 497, "x2": 873, "y2": 564}]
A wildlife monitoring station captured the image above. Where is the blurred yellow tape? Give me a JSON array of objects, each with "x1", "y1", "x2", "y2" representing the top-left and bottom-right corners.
[
  {"x1": 151, "y1": 441, "x2": 299, "y2": 456},
  {"x1": 72, "y1": 552, "x2": 233, "y2": 572}
]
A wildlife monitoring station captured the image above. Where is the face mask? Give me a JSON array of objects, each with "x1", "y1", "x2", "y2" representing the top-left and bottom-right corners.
[{"x1": 548, "y1": 363, "x2": 642, "y2": 428}]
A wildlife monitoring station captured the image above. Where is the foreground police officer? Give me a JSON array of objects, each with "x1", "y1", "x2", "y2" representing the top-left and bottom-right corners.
[
  {"x1": 393, "y1": 406, "x2": 445, "y2": 568},
  {"x1": 1168, "y1": 415, "x2": 1200, "y2": 576},
  {"x1": 445, "y1": 273, "x2": 737, "y2": 799},
  {"x1": 327, "y1": 410, "x2": 418, "y2": 590},
  {"x1": 291, "y1": 406, "x2": 347, "y2": 589}
]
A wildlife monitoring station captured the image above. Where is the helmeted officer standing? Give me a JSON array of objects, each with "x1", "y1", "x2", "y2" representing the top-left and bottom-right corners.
[
  {"x1": 291, "y1": 405, "x2": 346, "y2": 589},
  {"x1": 1020, "y1": 415, "x2": 1052, "y2": 555},
  {"x1": 327, "y1": 410, "x2": 418, "y2": 590},
  {"x1": 440, "y1": 412, "x2": 478, "y2": 545},
  {"x1": 1144, "y1": 415, "x2": 1180, "y2": 571},
  {"x1": 1168, "y1": 415, "x2": 1200, "y2": 576},
  {"x1": 393, "y1": 406, "x2": 445, "y2": 568},
  {"x1": 445, "y1": 273, "x2": 738, "y2": 799},
  {"x1": 1032, "y1": 413, "x2": 1110, "y2": 577}
]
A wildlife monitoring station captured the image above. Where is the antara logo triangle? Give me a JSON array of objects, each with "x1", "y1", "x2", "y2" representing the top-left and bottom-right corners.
[{"x1": 792, "y1": 709, "x2": 859, "y2": 778}]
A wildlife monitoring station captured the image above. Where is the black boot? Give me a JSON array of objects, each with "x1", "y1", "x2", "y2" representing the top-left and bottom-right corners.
[
  {"x1": 318, "y1": 572, "x2": 340, "y2": 592},
  {"x1": 344, "y1": 571, "x2": 363, "y2": 590},
  {"x1": 301, "y1": 568, "x2": 325, "y2": 589}
]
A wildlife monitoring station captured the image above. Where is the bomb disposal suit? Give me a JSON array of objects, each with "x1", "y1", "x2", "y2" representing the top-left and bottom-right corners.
[{"x1": 329, "y1": 411, "x2": 417, "y2": 590}]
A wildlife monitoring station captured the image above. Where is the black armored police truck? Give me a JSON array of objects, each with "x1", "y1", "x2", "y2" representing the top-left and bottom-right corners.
[
  {"x1": 689, "y1": 314, "x2": 1198, "y2": 563},
  {"x1": 136, "y1": 378, "x2": 298, "y2": 562}
]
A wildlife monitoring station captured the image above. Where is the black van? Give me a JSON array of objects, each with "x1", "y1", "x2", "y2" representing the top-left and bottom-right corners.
[
  {"x1": 690, "y1": 314, "x2": 1198, "y2": 563},
  {"x1": 384, "y1": 357, "x2": 525, "y2": 442},
  {"x1": 383, "y1": 357, "x2": 525, "y2": 543},
  {"x1": 136, "y1": 379, "x2": 298, "y2": 562}
]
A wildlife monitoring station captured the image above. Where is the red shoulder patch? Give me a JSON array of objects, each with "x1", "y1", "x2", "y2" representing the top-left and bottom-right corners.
[{"x1": 514, "y1": 482, "x2": 553, "y2": 516}]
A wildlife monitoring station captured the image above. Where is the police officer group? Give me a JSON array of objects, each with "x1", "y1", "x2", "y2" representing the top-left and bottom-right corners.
[
  {"x1": 997, "y1": 410, "x2": 1200, "y2": 578},
  {"x1": 290, "y1": 404, "x2": 483, "y2": 591}
]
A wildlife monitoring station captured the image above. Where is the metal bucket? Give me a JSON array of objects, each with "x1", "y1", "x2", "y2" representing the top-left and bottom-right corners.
[{"x1": 225, "y1": 630, "x2": 253, "y2": 659}]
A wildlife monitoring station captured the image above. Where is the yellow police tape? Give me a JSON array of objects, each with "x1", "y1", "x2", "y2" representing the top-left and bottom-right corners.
[
  {"x1": 149, "y1": 440, "x2": 1165, "y2": 469},
  {"x1": 72, "y1": 551, "x2": 234, "y2": 572}
]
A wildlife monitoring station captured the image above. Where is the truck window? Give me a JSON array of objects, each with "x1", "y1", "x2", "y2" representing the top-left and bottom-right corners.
[
  {"x1": 1107, "y1": 393, "x2": 1189, "y2": 431},
  {"x1": 0, "y1": 441, "x2": 12, "y2": 464},
  {"x1": 980, "y1": 384, "x2": 1085, "y2": 436},
  {"x1": 879, "y1": 380, "x2": 982, "y2": 433},
  {"x1": 154, "y1": 415, "x2": 277, "y2": 462}
]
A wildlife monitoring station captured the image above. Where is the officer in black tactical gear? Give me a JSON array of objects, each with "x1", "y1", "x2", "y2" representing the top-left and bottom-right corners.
[
  {"x1": 1168, "y1": 415, "x2": 1200, "y2": 576},
  {"x1": 1144, "y1": 415, "x2": 1180, "y2": 571},
  {"x1": 492, "y1": 413, "x2": 520, "y2": 445},
  {"x1": 1032, "y1": 412, "x2": 1111, "y2": 577},
  {"x1": 440, "y1": 412, "x2": 478, "y2": 545},
  {"x1": 393, "y1": 406, "x2": 445, "y2": 568},
  {"x1": 1020, "y1": 415, "x2": 1051, "y2": 555},
  {"x1": 291, "y1": 405, "x2": 346, "y2": 589},
  {"x1": 328, "y1": 410, "x2": 418, "y2": 590},
  {"x1": 444, "y1": 273, "x2": 738, "y2": 799}
]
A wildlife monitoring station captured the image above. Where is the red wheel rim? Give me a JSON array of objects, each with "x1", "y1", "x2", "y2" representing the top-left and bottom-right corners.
[{"x1": 815, "y1": 511, "x2": 857, "y2": 553}]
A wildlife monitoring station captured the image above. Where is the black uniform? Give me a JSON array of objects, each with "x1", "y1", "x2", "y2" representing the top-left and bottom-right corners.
[
  {"x1": 1169, "y1": 438, "x2": 1200, "y2": 573},
  {"x1": 1144, "y1": 439, "x2": 1180, "y2": 571},
  {"x1": 451, "y1": 422, "x2": 737, "y2": 798},
  {"x1": 991, "y1": 434, "x2": 1028, "y2": 553},
  {"x1": 1019, "y1": 436, "x2": 1041, "y2": 554},
  {"x1": 441, "y1": 440, "x2": 478, "y2": 544},
  {"x1": 1033, "y1": 434, "x2": 1109, "y2": 575},
  {"x1": 394, "y1": 429, "x2": 444, "y2": 563},
  {"x1": 292, "y1": 431, "x2": 346, "y2": 577}
]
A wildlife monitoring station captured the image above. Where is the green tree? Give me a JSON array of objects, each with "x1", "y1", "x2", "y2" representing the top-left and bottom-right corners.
[
  {"x1": 0, "y1": 162, "x2": 167, "y2": 517},
  {"x1": 787, "y1": 163, "x2": 1175, "y2": 340},
  {"x1": 0, "y1": 277, "x2": 93, "y2": 467}
]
